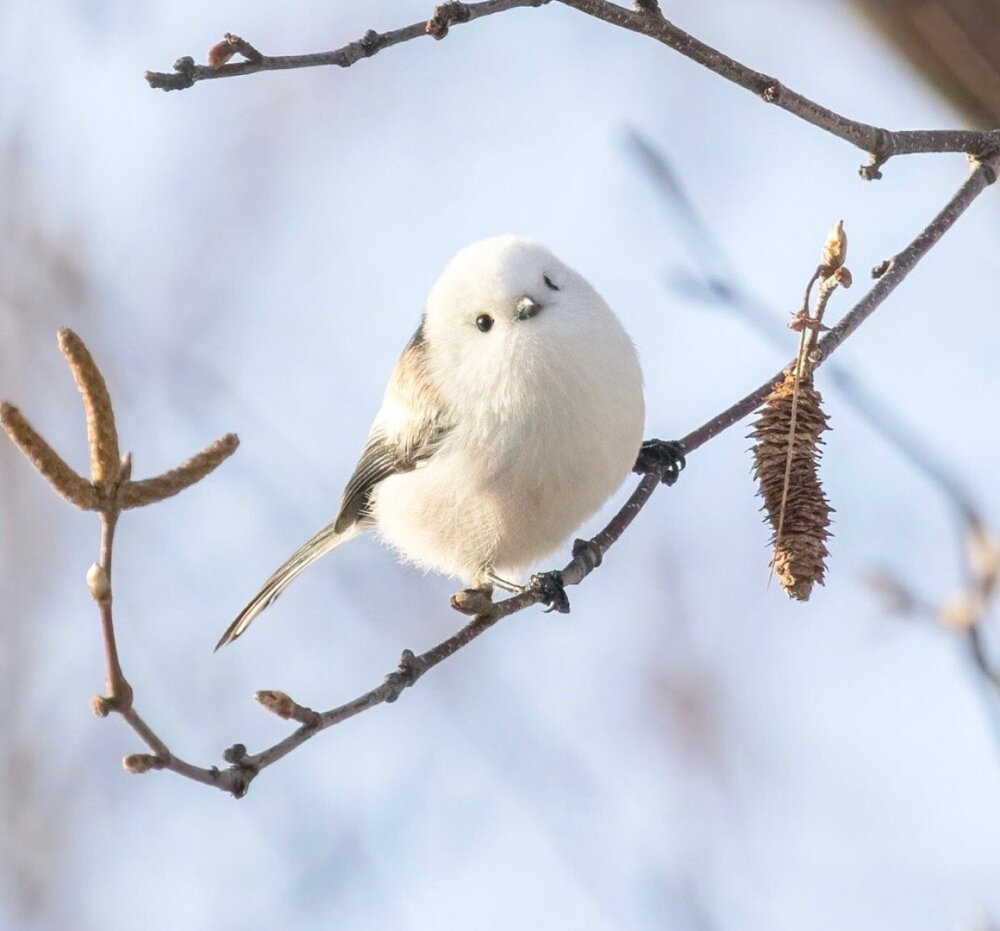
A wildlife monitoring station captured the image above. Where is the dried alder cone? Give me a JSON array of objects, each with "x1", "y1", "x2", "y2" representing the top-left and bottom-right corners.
[
  {"x1": 749, "y1": 220, "x2": 849, "y2": 600},
  {"x1": 751, "y1": 370, "x2": 833, "y2": 601}
]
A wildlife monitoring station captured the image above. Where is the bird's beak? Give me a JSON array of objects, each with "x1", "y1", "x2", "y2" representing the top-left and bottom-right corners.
[{"x1": 515, "y1": 296, "x2": 542, "y2": 320}]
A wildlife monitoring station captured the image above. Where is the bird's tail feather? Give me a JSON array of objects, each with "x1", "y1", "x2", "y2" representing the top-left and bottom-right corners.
[{"x1": 215, "y1": 521, "x2": 361, "y2": 650}]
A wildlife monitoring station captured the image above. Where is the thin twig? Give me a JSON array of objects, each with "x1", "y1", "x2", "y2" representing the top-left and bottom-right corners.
[
  {"x1": 681, "y1": 156, "x2": 997, "y2": 455},
  {"x1": 145, "y1": 0, "x2": 1000, "y2": 178},
  {"x1": 94, "y1": 513, "x2": 131, "y2": 711},
  {"x1": 145, "y1": 0, "x2": 548, "y2": 91},
  {"x1": 629, "y1": 134, "x2": 1000, "y2": 720},
  {"x1": 627, "y1": 130, "x2": 983, "y2": 524}
]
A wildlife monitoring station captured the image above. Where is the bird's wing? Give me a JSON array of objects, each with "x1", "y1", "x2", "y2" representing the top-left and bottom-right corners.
[
  {"x1": 333, "y1": 318, "x2": 452, "y2": 532},
  {"x1": 217, "y1": 320, "x2": 451, "y2": 649}
]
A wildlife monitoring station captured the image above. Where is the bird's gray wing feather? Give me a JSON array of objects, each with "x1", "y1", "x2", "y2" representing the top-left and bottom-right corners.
[
  {"x1": 217, "y1": 319, "x2": 451, "y2": 649},
  {"x1": 333, "y1": 422, "x2": 450, "y2": 532},
  {"x1": 334, "y1": 319, "x2": 451, "y2": 531},
  {"x1": 333, "y1": 433, "x2": 408, "y2": 533}
]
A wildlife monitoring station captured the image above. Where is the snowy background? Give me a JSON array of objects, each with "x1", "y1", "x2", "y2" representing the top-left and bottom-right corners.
[{"x1": 1, "y1": 1, "x2": 998, "y2": 928}]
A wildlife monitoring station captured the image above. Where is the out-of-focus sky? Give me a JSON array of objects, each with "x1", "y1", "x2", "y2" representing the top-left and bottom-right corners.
[{"x1": 1, "y1": 1, "x2": 998, "y2": 929}]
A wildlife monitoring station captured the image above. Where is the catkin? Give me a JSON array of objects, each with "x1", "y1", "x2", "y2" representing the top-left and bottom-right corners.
[{"x1": 751, "y1": 370, "x2": 833, "y2": 600}]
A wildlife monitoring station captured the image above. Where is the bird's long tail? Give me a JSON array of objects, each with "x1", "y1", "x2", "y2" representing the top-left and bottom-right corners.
[{"x1": 216, "y1": 521, "x2": 362, "y2": 650}]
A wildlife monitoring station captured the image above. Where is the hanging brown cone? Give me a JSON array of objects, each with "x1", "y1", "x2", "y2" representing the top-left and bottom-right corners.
[{"x1": 750, "y1": 369, "x2": 833, "y2": 600}]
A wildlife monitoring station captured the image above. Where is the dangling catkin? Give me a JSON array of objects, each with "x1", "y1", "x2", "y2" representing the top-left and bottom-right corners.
[{"x1": 751, "y1": 370, "x2": 833, "y2": 600}]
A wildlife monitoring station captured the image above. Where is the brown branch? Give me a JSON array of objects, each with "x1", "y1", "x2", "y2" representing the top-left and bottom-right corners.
[
  {"x1": 88, "y1": 511, "x2": 132, "y2": 713},
  {"x1": 681, "y1": 156, "x2": 997, "y2": 455},
  {"x1": 627, "y1": 129, "x2": 984, "y2": 524},
  {"x1": 144, "y1": 0, "x2": 1000, "y2": 177},
  {"x1": 630, "y1": 133, "x2": 1000, "y2": 733},
  {"x1": 558, "y1": 0, "x2": 1000, "y2": 176},
  {"x1": 145, "y1": 0, "x2": 547, "y2": 91},
  {"x1": 1, "y1": 334, "x2": 244, "y2": 792},
  {"x1": 58, "y1": 155, "x2": 990, "y2": 799}
]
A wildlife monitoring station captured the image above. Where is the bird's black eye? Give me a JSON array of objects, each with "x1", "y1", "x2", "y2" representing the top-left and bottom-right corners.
[
  {"x1": 543, "y1": 274, "x2": 560, "y2": 291},
  {"x1": 475, "y1": 314, "x2": 494, "y2": 333}
]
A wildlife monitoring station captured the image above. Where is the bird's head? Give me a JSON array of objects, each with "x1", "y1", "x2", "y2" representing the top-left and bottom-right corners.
[{"x1": 423, "y1": 235, "x2": 622, "y2": 415}]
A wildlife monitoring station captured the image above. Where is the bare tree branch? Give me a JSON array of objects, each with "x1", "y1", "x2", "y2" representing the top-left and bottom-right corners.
[
  {"x1": 627, "y1": 129, "x2": 983, "y2": 525},
  {"x1": 145, "y1": 0, "x2": 1000, "y2": 177},
  {"x1": 145, "y1": 0, "x2": 547, "y2": 91},
  {"x1": 558, "y1": 0, "x2": 1000, "y2": 177},
  {"x1": 680, "y1": 156, "x2": 997, "y2": 455},
  {"x1": 4, "y1": 151, "x2": 991, "y2": 797},
  {"x1": 5, "y1": 0, "x2": 995, "y2": 797},
  {"x1": 627, "y1": 133, "x2": 1000, "y2": 725}
]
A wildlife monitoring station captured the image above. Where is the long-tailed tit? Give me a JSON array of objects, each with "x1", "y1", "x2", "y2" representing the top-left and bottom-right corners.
[{"x1": 217, "y1": 235, "x2": 656, "y2": 648}]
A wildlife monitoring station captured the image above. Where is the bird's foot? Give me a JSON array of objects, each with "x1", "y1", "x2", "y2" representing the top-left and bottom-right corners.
[
  {"x1": 450, "y1": 585, "x2": 495, "y2": 616},
  {"x1": 634, "y1": 438, "x2": 686, "y2": 486},
  {"x1": 528, "y1": 570, "x2": 571, "y2": 614}
]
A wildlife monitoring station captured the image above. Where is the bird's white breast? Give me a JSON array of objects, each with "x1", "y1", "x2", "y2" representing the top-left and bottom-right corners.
[{"x1": 370, "y1": 306, "x2": 644, "y2": 583}]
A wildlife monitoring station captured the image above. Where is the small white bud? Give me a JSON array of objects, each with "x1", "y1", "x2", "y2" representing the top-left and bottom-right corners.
[{"x1": 86, "y1": 563, "x2": 111, "y2": 602}]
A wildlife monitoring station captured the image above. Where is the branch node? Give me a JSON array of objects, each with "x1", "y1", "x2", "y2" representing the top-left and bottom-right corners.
[
  {"x1": 223, "y1": 743, "x2": 248, "y2": 764},
  {"x1": 219, "y1": 745, "x2": 260, "y2": 797},
  {"x1": 633, "y1": 0, "x2": 663, "y2": 16},
  {"x1": 359, "y1": 29, "x2": 383, "y2": 57},
  {"x1": 146, "y1": 57, "x2": 196, "y2": 91},
  {"x1": 426, "y1": 2, "x2": 471, "y2": 39},
  {"x1": 572, "y1": 537, "x2": 603, "y2": 572},
  {"x1": 977, "y1": 156, "x2": 999, "y2": 186},
  {"x1": 859, "y1": 129, "x2": 894, "y2": 181},
  {"x1": 760, "y1": 79, "x2": 782, "y2": 104},
  {"x1": 871, "y1": 258, "x2": 892, "y2": 279},
  {"x1": 383, "y1": 649, "x2": 424, "y2": 702}
]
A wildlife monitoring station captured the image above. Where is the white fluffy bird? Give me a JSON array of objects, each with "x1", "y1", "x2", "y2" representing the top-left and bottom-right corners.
[{"x1": 217, "y1": 235, "x2": 648, "y2": 648}]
